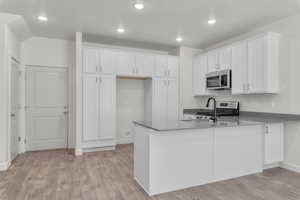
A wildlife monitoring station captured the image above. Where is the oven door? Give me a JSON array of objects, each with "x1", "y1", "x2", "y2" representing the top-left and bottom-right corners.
[{"x1": 206, "y1": 75, "x2": 221, "y2": 89}]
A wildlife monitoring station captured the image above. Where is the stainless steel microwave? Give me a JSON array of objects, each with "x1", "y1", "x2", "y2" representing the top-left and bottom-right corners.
[{"x1": 206, "y1": 69, "x2": 231, "y2": 90}]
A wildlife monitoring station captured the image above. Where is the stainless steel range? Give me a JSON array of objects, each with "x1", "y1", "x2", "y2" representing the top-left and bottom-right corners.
[{"x1": 183, "y1": 100, "x2": 239, "y2": 121}]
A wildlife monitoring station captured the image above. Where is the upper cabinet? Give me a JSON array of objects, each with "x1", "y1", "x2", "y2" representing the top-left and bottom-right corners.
[
  {"x1": 83, "y1": 47, "x2": 116, "y2": 74},
  {"x1": 207, "y1": 47, "x2": 232, "y2": 72},
  {"x1": 193, "y1": 32, "x2": 280, "y2": 96},
  {"x1": 232, "y1": 33, "x2": 280, "y2": 94},
  {"x1": 115, "y1": 51, "x2": 136, "y2": 76},
  {"x1": 135, "y1": 53, "x2": 155, "y2": 77},
  {"x1": 154, "y1": 55, "x2": 179, "y2": 78},
  {"x1": 154, "y1": 55, "x2": 168, "y2": 77},
  {"x1": 193, "y1": 54, "x2": 211, "y2": 96}
]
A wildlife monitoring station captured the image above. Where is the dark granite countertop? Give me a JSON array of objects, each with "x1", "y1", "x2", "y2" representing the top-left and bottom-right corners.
[{"x1": 134, "y1": 112, "x2": 300, "y2": 132}]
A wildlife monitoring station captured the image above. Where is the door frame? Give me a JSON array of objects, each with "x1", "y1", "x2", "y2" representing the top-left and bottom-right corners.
[
  {"x1": 25, "y1": 65, "x2": 71, "y2": 151},
  {"x1": 7, "y1": 56, "x2": 21, "y2": 162}
]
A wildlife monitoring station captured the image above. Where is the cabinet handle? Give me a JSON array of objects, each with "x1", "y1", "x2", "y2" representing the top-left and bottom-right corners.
[
  {"x1": 265, "y1": 126, "x2": 269, "y2": 134},
  {"x1": 96, "y1": 77, "x2": 98, "y2": 83},
  {"x1": 96, "y1": 65, "x2": 98, "y2": 72},
  {"x1": 99, "y1": 77, "x2": 102, "y2": 83}
]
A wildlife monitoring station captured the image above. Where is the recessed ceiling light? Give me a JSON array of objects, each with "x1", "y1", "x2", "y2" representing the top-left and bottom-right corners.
[
  {"x1": 208, "y1": 18, "x2": 216, "y2": 25},
  {"x1": 117, "y1": 27, "x2": 125, "y2": 33},
  {"x1": 134, "y1": 3, "x2": 145, "y2": 10},
  {"x1": 176, "y1": 37, "x2": 183, "y2": 42},
  {"x1": 38, "y1": 15, "x2": 48, "y2": 22},
  {"x1": 133, "y1": 0, "x2": 145, "y2": 10}
]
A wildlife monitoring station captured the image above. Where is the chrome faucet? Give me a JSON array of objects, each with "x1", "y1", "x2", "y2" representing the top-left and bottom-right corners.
[{"x1": 206, "y1": 97, "x2": 217, "y2": 122}]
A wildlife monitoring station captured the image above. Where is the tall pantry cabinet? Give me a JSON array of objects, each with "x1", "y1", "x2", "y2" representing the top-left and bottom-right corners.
[
  {"x1": 82, "y1": 47, "x2": 116, "y2": 148},
  {"x1": 145, "y1": 56, "x2": 179, "y2": 123}
]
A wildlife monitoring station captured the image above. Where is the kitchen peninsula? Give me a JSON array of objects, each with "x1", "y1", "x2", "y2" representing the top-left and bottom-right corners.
[{"x1": 133, "y1": 118, "x2": 266, "y2": 195}]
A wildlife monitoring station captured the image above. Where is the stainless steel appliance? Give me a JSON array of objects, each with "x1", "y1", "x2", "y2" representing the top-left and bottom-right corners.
[
  {"x1": 196, "y1": 100, "x2": 239, "y2": 120},
  {"x1": 206, "y1": 69, "x2": 231, "y2": 90}
]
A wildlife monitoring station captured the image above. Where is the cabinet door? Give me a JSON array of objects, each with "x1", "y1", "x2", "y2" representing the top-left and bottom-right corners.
[
  {"x1": 83, "y1": 76, "x2": 99, "y2": 141},
  {"x1": 152, "y1": 78, "x2": 168, "y2": 122},
  {"x1": 219, "y1": 47, "x2": 232, "y2": 70},
  {"x1": 193, "y1": 55, "x2": 210, "y2": 96},
  {"x1": 232, "y1": 41, "x2": 248, "y2": 94},
  {"x1": 99, "y1": 75, "x2": 116, "y2": 140},
  {"x1": 167, "y1": 79, "x2": 178, "y2": 121},
  {"x1": 99, "y1": 49, "x2": 116, "y2": 74},
  {"x1": 214, "y1": 126, "x2": 263, "y2": 181},
  {"x1": 264, "y1": 123, "x2": 284, "y2": 165},
  {"x1": 83, "y1": 48, "x2": 98, "y2": 73},
  {"x1": 116, "y1": 51, "x2": 135, "y2": 76},
  {"x1": 207, "y1": 51, "x2": 219, "y2": 72},
  {"x1": 167, "y1": 56, "x2": 179, "y2": 78},
  {"x1": 248, "y1": 36, "x2": 266, "y2": 93},
  {"x1": 135, "y1": 53, "x2": 154, "y2": 77},
  {"x1": 155, "y1": 55, "x2": 168, "y2": 77}
]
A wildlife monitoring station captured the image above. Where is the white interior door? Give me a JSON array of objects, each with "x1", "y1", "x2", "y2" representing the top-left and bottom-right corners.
[
  {"x1": 26, "y1": 66, "x2": 68, "y2": 151},
  {"x1": 10, "y1": 59, "x2": 20, "y2": 160}
]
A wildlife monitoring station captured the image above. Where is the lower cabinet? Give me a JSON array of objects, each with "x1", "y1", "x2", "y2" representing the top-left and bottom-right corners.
[
  {"x1": 82, "y1": 74, "x2": 116, "y2": 148},
  {"x1": 214, "y1": 126, "x2": 263, "y2": 181},
  {"x1": 264, "y1": 123, "x2": 284, "y2": 165}
]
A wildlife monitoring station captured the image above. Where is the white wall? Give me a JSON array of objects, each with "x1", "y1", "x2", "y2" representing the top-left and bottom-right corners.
[
  {"x1": 21, "y1": 37, "x2": 75, "y2": 148},
  {"x1": 189, "y1": 14, "x2": 300, "y2": 170},
  {"x1": 116, "y1": 78, "x2": 145, "y2": 144},
  {"x1": 0, "y1": 23, "x2": 22, "y2": 170},
  {"x1": 21, "y1": 37, "x2": 73, "y2": 67}
]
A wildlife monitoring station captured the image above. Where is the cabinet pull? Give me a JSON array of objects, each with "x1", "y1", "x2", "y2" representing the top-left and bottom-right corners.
[
  {"x1": 265, "y1": 126, "x2": 269, "y2": 134},
  {"x1": 96, "y1": 77, "x2": 98, "y2": 83},
  {"x1": 99, "y1": 77, "x2": 102, "y2": 83},
  {"x1": 96, "y1": 65, "x2": 98, "y2": 72}
]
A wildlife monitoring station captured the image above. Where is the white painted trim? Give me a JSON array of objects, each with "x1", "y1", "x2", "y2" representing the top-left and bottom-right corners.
[
  {"x1": 281, "y1": 162, "x2": 300, "y2": 173},
  {"x1": 0, "y1": 160, "x2": 11, "y2": 171},
  {"x1": 263, "y1": 163, "x2": 281, "y2": 170},
  {"x1": 83, "y1": 42, "x2": 168, "y2": 55},
  {"x1": 117, "y1": 137, "x2": 133, "y2": 145},
  {"x1": 82, "y1": 146, "x2": 115, "y2": 153},
  {"x1": 75, "y1": 148, "x2": 83, "y2": 156}
]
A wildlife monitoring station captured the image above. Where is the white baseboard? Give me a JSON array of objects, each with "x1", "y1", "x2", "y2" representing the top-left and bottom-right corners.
[
  {"x1": 0, "y1": 160, "x2": 11, "y2": 171},
  {"x1": 263, "y1": 163, "x2": 281, "y2": 170},
  {"x1": 117, "y1": 137, "x2": 133, "y2": 145},
  {"x1": 75, "y1": 148, "x2": 83, "y2": 156},
  {"x1": 281, "y1": 162, "x2": 300, "y2": 173},
  {"x1": 83, "y1": 146, "x2": 115, "y2": 153}
]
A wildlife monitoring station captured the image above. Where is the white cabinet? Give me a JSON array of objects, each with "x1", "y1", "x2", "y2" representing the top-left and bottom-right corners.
[
  {"x1": 154, "y1": 55, "x2": 168, "y2": 77},
  {"x1": 232, "y1": 41, "x2": 248, "y2": 94},
  {"x1": 83, "y1": 47, "x2": 116, "y2": 74},
  {"x1": 146, "y1": 78, "x2": 179, "y2": 123},
  {"x1": 167, "y1": 56, "x2": 179, "y2": 78},
  {"x1": 207, "y1": 50, "x2": 219, "y2": 72},
  {"x1": 83, "y1": 76, "x2": 99, "y2": 141},
  {"x1": 116, "y1": 51, "x2": 135, "y2": 76},
  {"x1": 100, "y1": 49, "x2": 116, "y2": 74},
  {"x1": 135, "y1": 53, "x2": 155, "y2": 77},
  {"x1": 116, "y1": 52, "x2": 154, "y2": 77},
  {"x1": 167, "y1": 79, "x2": 179, "y2": 121},
  {"x1": 214, "y1": 126, "x2": 263, "y2": 181},
  {"x1": 82, "y1": 75, "x2": 116, "y2": 145},
  {"x1": 83, "y1": 48, "x2": 98, "y2": 73},
  {"x1": 232, "y1": 33, "x2": 280, "y2": 94},
  {"x1": 154, "y1": 55, "x2": 179, "y2": 78},
  {"x1": 193, "y1": 54, "x2": 211, "y2": 96},
  {"x1": 264, "y1": 123, "x2": 284, "y2": 165},
  {"x1": 219, "y1": 47, "x2": 232, "y2": 70}
]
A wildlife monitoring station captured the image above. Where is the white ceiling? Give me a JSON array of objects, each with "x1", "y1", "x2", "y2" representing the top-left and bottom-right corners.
[{"x1": 1, "y1": 0, "x2": 300, "y2": 49}]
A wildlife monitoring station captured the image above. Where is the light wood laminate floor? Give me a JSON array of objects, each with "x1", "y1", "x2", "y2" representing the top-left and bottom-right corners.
[{"x1": 1, "y1": 144, "x2": 300, "y2": 200}]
